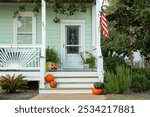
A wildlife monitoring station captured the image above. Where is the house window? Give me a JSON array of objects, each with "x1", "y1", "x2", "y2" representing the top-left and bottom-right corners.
[{"x1": 14, "y1": 12, "x2": 36, "y2": 44}]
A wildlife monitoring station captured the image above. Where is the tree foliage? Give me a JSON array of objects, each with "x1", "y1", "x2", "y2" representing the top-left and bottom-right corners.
[
  {"x1": 102, "y1": 0, "x2": 150, "y2": 60},
  {"x1": 14, "y1": 0, "x2": 92, "y2": 17}
]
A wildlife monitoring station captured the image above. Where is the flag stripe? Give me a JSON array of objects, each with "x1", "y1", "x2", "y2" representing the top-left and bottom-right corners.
[{"x1": 100, "y1": 12, "x2": 109, "y2": 38}]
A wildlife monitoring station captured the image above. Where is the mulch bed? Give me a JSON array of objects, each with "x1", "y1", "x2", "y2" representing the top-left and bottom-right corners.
[{"x1": 0, "y1": 90, "x2": 38, "y2": 100}]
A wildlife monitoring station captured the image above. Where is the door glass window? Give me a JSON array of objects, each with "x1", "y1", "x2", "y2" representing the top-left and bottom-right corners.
[
  {"x1": 66, "y1": 26, "x2": 80, "y2": 54},
  {"x1": 66, "y1": 26, "x2": 79, "y2": 45},
  {"x1": 67, "y1": 47, "x2": 79, "y2": 54}
]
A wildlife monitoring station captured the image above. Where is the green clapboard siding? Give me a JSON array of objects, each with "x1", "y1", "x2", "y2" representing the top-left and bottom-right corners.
[
  {"x1": 0, "y1": 5, "x2": 16, "y2": 44},
  {"x1": 0, "y1": 4, "x2": 92, "y2": 54}
]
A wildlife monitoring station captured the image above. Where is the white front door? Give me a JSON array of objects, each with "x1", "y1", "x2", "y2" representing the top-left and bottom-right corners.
[{"x1": 61, "y1": 21, "x2": 85, "y2": 69}]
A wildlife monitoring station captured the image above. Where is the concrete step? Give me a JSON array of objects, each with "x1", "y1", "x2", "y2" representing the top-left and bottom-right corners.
[
  {"x1": 46, "y1": 72, "x2": 98, "y2": 78},
  {"x1": 39, "y1": 88, "x2": 92, "y2": 94},
  {"x1": 45, "y1": 82, "x2": 94, "y2": 89},
  {"x1": 51, "y1": 77, "x2": 99, "y2": 83},
  {"x1": 43, "y1": 72, "x2": 99, "y2": 93}
]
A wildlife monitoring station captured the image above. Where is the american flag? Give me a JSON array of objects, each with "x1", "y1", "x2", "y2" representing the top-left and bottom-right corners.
[{"x1": 100, "y1": 12, "x2": 109, "y2": 38}]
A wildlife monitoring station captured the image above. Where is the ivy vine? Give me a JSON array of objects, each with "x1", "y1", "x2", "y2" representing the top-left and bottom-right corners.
[{"x1": 13, "y1": 0, "x2": 92, "y2": 17}]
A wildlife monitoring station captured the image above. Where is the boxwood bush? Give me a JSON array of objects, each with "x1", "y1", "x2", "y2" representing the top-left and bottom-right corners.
[
  {"x1": 104, "y1": 56, "x2": 127, "y2": 73},
  {"x1": 131, "y1": 68, "x2": 150, "y2": 92},
  {"x1": 130, "y1": 74, "x2": 149, "y2": 93}
]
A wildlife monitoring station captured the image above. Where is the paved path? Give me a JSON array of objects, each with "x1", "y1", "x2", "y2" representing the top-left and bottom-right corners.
[{"x1": 31, "y1": 94, "x2": 106, "y2": 100}]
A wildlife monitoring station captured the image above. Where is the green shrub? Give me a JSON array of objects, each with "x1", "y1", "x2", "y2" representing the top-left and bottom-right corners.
[
  {"x1": 0, "y1": 86, "x2": 2, "y2": 91},
  {"x1": 132, "y1": 68, "x2": 150, "y2": 90},
  {"x1": 46, "y1": 47, "x2": 60, "y2": 63},
  {"x1": 105, "y1": 65, "x2": 132, "y2": 94},
  {"x1": 130, "y1": 74, "x2": 149, "y2": 93},
  {"x1": 104, "y1": 56, "x2": 127, "y2": 72},
  {"x1": 0, "y1": 74, "x2": 28, "y2": 93},
  {"x1": 132, "y1": 68, "x2": 150, "y2": 75}
]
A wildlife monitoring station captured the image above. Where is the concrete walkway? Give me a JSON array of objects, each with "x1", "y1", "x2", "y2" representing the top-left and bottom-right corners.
[{"x1": 31, "y1": 94, "x2": 106, "y2": 100}]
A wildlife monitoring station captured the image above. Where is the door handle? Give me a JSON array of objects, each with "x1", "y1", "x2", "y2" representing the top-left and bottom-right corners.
[{"x1": 63, "y1": 43, "x2": 65, "y2": 48}]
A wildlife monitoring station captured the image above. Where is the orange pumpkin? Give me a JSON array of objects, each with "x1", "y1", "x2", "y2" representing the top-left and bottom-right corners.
[
  {"x1": 50, "y1": 81, "x2": 57, "y2": 88},
  {"x1": 92, "y1": 88, "x2": 103, "y2": 95},
  {"x1": 45, "y1": 74, "x2": 54, "y2": 82},
  {"x1": 54, "y1": 65, "x2": 58, "y2": 69},
  {"x1": 50, "y1": 63, "x2": 58, "y2": 70}
]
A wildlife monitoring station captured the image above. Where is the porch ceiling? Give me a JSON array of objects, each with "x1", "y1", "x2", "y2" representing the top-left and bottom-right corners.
[{"x1": 0, "y1": 0, "x2": 96, "y2": 3}]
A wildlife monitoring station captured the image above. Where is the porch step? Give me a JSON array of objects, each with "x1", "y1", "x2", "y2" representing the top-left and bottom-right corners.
[
  {"x1": 53, "y1": 78, "x2": 99, "y2": 83},
  {"x1": 45, "y1": 83, "x2": 94, "y2": 88},
  {"x1": 46, "y1": 72, "x2": 98, "y2": 77},
  {"x1": 41, "y1": 72, "x2": 99, "y2": 94},
  {"x1": 39, "y1": 88, "x2": 92, "y2": 94}
]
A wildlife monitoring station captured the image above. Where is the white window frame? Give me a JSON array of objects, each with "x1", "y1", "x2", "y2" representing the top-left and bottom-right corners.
[{"x1": 13, "y1": 12, "x2": 36, "y2": 44}]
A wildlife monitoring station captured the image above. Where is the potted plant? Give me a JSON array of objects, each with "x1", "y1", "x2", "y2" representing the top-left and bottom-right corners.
[
  {"x1": 46, "y1": 47, "x2": 60, "y2": 71},
  {"x1": 80, "y1": 51, "x2": 96, "y2": 70}
]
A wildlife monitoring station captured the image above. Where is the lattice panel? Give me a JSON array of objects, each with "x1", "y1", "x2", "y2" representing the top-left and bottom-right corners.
[{"x1": 0, "y1": 47, "x2": 40, "y2": 70}]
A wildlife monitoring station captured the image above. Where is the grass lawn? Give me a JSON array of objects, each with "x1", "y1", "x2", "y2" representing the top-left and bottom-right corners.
[{"x1": 106, "y1": 91, "x2": 150, "y2": 100}]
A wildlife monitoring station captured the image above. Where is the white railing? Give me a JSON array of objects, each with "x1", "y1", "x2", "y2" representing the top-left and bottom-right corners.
[{"x1": 0, "y1": 44, "x2": 42, "y2": 70}]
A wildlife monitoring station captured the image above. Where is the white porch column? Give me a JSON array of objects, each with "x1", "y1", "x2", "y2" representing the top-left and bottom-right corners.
[
  {"x1": 40, "y1": 0, "x2": 46, "y2": 88},
  {"x1": 92, "y1": 5, "x2": 96, "y2": 51},
  {"x1": 95, "y1": 0, "x2": 104, "y2": 82}
]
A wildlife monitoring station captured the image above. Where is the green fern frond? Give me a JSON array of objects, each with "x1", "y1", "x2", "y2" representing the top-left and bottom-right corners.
[{"x1": 0, "y1": 74, "x2": 28, "y2": 93}]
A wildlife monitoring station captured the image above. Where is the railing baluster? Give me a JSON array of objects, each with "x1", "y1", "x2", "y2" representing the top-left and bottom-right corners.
[{"x1": 0, "y1": 45, "x2": 41, "y2": 70}]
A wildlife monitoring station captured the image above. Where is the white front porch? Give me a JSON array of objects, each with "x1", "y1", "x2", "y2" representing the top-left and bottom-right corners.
[
  {"x1": 0, "y1": 44, "x2": 101, "y2": 93},
  {"x1": 0, "y1": 0, "x2": 104, "y2": 94}
]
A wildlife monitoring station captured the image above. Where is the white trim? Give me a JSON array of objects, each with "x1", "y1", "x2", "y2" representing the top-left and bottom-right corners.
[
  {"x1": 39, "y1": 89, "x2": 93, "y2": 94},
  {"x1": 61, "y1": 20, "x2": 85, "y2": 69},
  {"x1": 0, "y1": 71, "x2": 41, "y2": 81},
  {"x1": 32, "y1": 14, "x2": 36, "y2": 44},
  {"x1": 45, "y1": 83, "x2": 93, "y2": 88},
  {"x1": 95, "y1": 0, "x2": 104, "y2": 82},
  {"x1": 40, "y1": 0, "x2": 46, "y2": 89},
  {"x1": 92, "y1": 5, "x2": 96, "y2": 51},
  {"x1": 13, "y1": 17, "x2": 17, "y2": 44},
  {"x1": 51, "y1": 78, "x2": 99, "y2": 83},
  {"x1": 46, "y1": 72, "x2": 98, "y2": 77},
  {"x1": 61, "y1": 20, "x2": 86, "y2": 23},
  {"x1": 13, "y1": 12, "x2": 36, "y2": 44}
]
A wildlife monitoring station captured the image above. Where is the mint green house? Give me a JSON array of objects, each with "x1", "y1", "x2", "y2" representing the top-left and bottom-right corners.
[{"x1": 0, "y1": 0, "x2": 103, "y2": 93}]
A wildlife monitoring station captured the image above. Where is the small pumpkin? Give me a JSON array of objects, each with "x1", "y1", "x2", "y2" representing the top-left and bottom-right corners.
[
  {"x1": 45, "y1": 74, "x2": 54, "y2": 82},
  {"x1": 50, "y1": 63, "x2": 58, "y2": 70},
  {"x1": 92, "y1": 88, "x2": 103, "y2": 95},
  {"x1": 54, "y1": 65, "x2": 58, "y2": 69},
  {"x1": 50, "y1": 81, "x2": 57, "y2": 88},
  {"x1": 94, "y1": 82, "x2": 104, "y2": 89}
]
